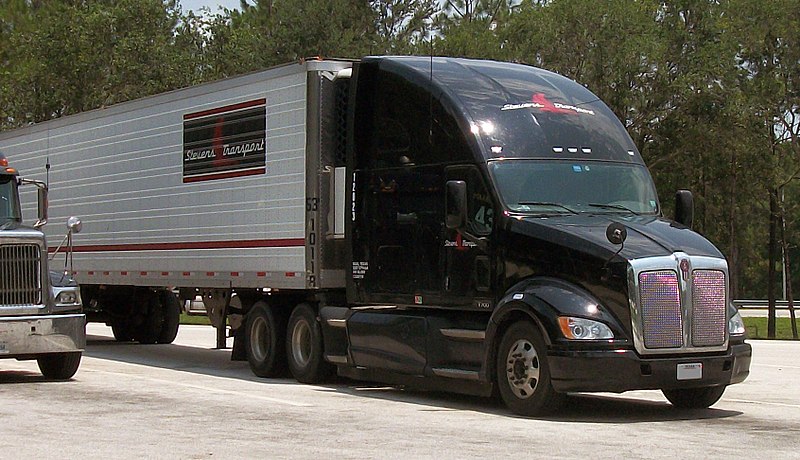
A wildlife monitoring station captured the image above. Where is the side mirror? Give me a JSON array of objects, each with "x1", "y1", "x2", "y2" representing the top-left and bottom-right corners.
[
  {"x1": 67, "y1": 216, "x2": 82, "y2": 234},
  {"x1": 674, "y1": 190, "x2": 693, "y2": 228},
  {"x1": 446, "y1": 180, "x2": 468, "y2": 230},
  {"x1": 35, "y1": 186, "x2": 48, "y2": 228}
]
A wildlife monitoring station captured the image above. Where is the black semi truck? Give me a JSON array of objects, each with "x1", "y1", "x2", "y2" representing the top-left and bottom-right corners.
[{"x1": 0, "y1": 56, "x2": 751, "y2": 415}]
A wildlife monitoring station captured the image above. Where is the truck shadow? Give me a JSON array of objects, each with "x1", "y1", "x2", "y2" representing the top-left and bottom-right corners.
[{"x1": 85, "y1": 333, "x2": 743, "y2": 423}]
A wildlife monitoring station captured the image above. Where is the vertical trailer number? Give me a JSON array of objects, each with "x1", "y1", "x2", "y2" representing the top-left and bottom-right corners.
[{"x1": 307, "y1": 198, "x2": 319, "y2": 287}]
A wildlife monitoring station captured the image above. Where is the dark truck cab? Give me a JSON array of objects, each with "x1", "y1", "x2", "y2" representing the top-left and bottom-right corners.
[{"x1": 326, "y1": 56, "x2": 751, "y2": 415}]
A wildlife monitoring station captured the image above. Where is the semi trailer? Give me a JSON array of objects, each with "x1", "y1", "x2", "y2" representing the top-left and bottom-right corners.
[
  {"x1": 0, "y1": 57, "x2": 751, "y2": 415},
  {"x1": 0, "y1": 152, "x2": 84, "y2": 379}
]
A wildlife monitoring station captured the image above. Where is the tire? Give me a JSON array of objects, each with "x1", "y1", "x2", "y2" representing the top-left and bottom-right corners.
[
  {"x1": 111, "y1": 323, "x2": 133, "y2": 342},
  {"x1": 37, "y1": 352, "x2": 82, "y2": 380},
  {"x1": 157, "y1": 290, "x2": 181, "y2": 344},
  {"x1": 286, "y1": 303, "x2": 333, "y2": 383},
  {"x1": 135, "y1": 291, "x2": 163, "y2": 344},
  {"x1": 245, "y1": 301, "x2": 287, "y2": 377},
  {"x1": 496, "y1": 321, "x2": 563, "y2": 416},
  {"x1": 662, "y1": 386, "x2": 726, "y2": 409}
]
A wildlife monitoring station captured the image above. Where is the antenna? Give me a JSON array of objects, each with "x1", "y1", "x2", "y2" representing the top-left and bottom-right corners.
[
  {"x1": 429, "y1": 33, "x2": 434, "y2": 143},
  {"x1": 46, "y1": 156, "x2": 50, "y2": 187}
]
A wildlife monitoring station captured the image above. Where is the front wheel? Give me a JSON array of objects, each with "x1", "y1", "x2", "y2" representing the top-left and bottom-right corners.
[
  {"x1": 245, "y1": 301, "x2": 287, "y2": 377},
  {"x1": 496, "y1": 321, "x2": 563, "y2": 416},
  {"x1": 662, "y1": 386, "x2": 726, "y2": 409},
  {"x1": 37, "y1": 352, "x2": 82, "y2": 380},
  {"x1": 286, "y1": 303, "x2": 333, "y2": 383}
]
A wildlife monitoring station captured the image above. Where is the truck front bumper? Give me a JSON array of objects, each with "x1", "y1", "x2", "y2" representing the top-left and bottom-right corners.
[
  {"x1": 548, "y1": 342, "x2": 751, "y2": 393},
  {"x1": 0, "y1": 314, "x2": 86, "y2": 358}
]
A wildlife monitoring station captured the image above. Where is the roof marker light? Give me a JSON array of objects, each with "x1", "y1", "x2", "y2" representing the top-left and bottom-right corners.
[
  {"x1": 582, "y1": 147, "x2": 592, "y2": 154},
  {"x1": 553, "y1": 147, "x2": 564, "y2": 153},
  {"x1": 568, "y1": 147, "x2": 578, "y2": 153}
]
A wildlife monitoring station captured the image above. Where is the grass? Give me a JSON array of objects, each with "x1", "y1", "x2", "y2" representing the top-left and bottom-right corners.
[
  {"x1": 180, "y1": 313, "x2": 212, "y2": 326},
  {"x1": 743, "y1": 317, "x2": 799, "y2": 340}
]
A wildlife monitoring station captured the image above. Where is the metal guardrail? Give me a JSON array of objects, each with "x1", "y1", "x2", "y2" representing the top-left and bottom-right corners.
[{"x1": 733, "y1": 300, "x2": 793, "y2": 310}]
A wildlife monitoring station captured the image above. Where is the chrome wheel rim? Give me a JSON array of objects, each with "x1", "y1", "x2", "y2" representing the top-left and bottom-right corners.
[
  {"x1": 291, "y1": 318, "x2": 312, "y2": 368},
  {"x1": 505, "y1": 338, "x2": 540, "y2": 399}
]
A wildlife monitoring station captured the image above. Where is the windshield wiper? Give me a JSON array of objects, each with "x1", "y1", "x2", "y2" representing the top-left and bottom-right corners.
[
  {"x1": 517, "y1": 201, "x2": 579, "y2": 214},
  {"x1": 588, "y1": 203, "x2": 640, "y2": 215}
]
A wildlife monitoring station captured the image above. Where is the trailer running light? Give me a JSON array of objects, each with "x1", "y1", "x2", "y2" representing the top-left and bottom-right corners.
[{"x1": 558, "y1": 317, "x2": 613, "y2": 340}]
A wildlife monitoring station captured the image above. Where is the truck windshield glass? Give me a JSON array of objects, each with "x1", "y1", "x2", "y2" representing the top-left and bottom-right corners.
[
  {"x1": 0, "y1": 177, "x2": 21, "y2": 223},
  {"x1": 489, "y1": 160, "x2": 659, "y2": 215}
]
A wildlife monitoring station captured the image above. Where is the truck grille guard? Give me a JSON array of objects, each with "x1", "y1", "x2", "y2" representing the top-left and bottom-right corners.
[
  {"x1": 628, "y1": 252, "x2": 728, "y2": 355},
  {"x1": 0, "y1": 243, "x2": 43, "y2": 307}
]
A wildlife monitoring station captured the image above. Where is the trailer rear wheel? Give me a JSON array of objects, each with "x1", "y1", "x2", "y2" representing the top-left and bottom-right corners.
[
  {"x1": 662, "y1": 385, "x2": 726, "y2": 409},
  {"x1": 496, "y1": 321, "x2": 563, "y2": 416},
  {"x1": 246, "y1": 301, "x2": 286, "y2": 377},
  {"x1": 286, "y1": 303, "x2": 333, "y2": 383},
  {"x1": 37, "y1": 352, "x2": 82, "y2": 380},
  {"x1": 157, "y1": 290, "x2": 181, "y2": 344},
  {"x1": 135, "y1": 290, "x2": 163, "y2": 344},
  {"x1": 111, "y1": 323, "x2": 133, "y2": 342}
]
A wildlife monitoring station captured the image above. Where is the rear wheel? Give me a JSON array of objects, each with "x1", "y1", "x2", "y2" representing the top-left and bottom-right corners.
[
  {"x1": 134, "y1": 290, "x2": 162, "y2": 344},
  {"x1": 37, "y1": 352, "x2": 82, "y2": 380},
  {"x1": 286, "y1": 303, "x2": 333, "y2": 383},
  {"x1": 111, "y1": 323, "x2": 133, "y2": 342},
  {"x1": 496, "y1": 321, "x2": 563, "y2": 416},
  {"x1": 662, "y1": 386, "x2": 726, "y2": 409},
  {"x1": 157, "y1": 290, "x2": 181, "y2": 344},
  {"x1": 245, "y1": 301, "x2": 287, "y2": 377}
]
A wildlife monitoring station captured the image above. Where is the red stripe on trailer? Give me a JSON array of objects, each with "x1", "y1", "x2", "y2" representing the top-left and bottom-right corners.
[
  {"x1": 183, "y1": 98, "x2": 266, "y2": 120},
  {"x1": 183, "y1": 272, "x2": 191, "y2": 276},
  {"x1": 161, "y1": 272, "x2": 169, "y2": 276},
  {"x1": 206, "y1": 272, "x2": 215, "y2": 277},
  {"x1": 231, "y1": 272, "x2": 240, "y2": 277},
  {"x1": 61, "y1": 238, "x2": 305, "y2": 253},
  {"x1": 182, "y1": 167, "x2": 265, "y2": 183},
  {"x1": 121, "y1": 272, "x2": 128, "y2": 276},
  {"x1": 140, "y1": 272, "x2": 147, "y2": 276},
  {"x1": 285, "y1": 272, "x2": 296, "y2": 277},
  {"x1": 88, "y1": 271, "x2": 94, "y2": 275},
  {"x1": 257, "y1": 272, "x2": 267, "y2": 277}
]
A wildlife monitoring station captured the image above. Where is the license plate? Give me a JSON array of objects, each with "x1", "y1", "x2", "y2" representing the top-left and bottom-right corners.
[{"x1": 677, "y1": 363, "x2": 702, "y2": 380}]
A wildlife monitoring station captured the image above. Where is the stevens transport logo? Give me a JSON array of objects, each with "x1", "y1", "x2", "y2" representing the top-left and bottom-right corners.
[
  {"x1": 501, "y1": 93, "x2": 595, "y2": 116},
  {"x1": 182, "y1": 99, "x2": 267, "y2": 183}
]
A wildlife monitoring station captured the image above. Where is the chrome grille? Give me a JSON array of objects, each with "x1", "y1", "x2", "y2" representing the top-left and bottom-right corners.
[
  {"x1": 691, "y1": 270, "x2": 726, "y2": 346},
  {"x1": 630, "y1": 254, "x2": 729, "y2": 355},
  {"x1": 0, "y1": 244, "x2": 43, "y2": 306},
  {"x1": 639, "y1": 270, "x2": 683, "y2": 349}
]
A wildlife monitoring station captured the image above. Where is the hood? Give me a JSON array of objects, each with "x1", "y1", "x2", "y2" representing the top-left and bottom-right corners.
[
  {"x1": 508, "y1": 214, "x2": 724, "y2": 262},
  {"x1": 0, "y1": 220, "x2": 44, "y2": 239}
]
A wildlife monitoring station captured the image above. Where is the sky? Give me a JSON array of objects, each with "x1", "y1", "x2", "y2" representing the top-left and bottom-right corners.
[{"x1": 179, "y1": 0, "x2": 248, "y2": 14}]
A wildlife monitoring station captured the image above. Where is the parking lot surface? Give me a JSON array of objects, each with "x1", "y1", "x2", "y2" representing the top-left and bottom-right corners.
[{"x1": 0, "y1": 324, "x2": 798, "y2": 459}]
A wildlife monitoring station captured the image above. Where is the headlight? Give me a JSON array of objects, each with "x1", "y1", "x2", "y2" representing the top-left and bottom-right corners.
[
  {"x1": 558, "y1": 317, "x2": 614, "y2": 340},
  {"x1": 56, "y1": 291, "x2": 78, "y2": 305},
  {"x1": 729, "y1": 311, "x2": 746, "y2": 335},
  {"x1": 54, "y1": 288, "x2": 81, "y2": 307}
]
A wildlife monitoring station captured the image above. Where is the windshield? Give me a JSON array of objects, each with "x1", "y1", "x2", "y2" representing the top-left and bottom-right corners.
[
  {"x1": 0, "y1": 176, "x2": 21, "y2": 223},
  {"x1": 489, "y1": 160, "x2": 659, "y2": 215}
]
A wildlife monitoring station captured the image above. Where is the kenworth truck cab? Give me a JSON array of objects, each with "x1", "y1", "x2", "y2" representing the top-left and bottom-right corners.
[
  {"x1": 0, "y1": 152, "x2": 84, "y2": 379},
  {"x1": 326, "y1": 57, "x2": 751, "y2": 415}
]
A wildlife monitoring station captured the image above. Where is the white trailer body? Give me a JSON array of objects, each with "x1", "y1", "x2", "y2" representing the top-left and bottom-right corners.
[{"x1": 0, "y1": 60, "x2": 352, "y2": 292}]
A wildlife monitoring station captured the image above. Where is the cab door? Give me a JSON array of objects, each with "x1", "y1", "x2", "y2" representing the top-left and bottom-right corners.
[{"x1": 443, "y1": 165, "x2": 494, "y2": 309}]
